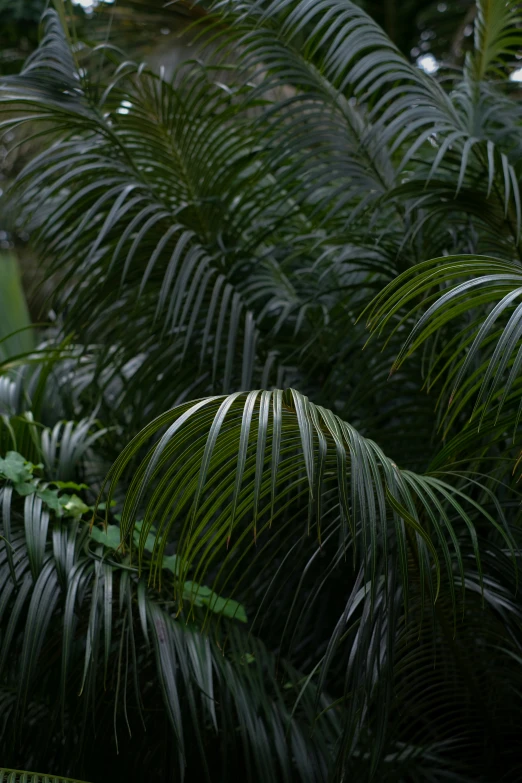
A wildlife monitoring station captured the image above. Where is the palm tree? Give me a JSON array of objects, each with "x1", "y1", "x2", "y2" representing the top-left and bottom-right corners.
[{"x1": 1, "y1": 0, "x2": 522, "y2": 780}]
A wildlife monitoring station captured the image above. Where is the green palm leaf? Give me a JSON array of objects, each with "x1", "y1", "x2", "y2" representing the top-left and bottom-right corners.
[
  {"x1": 0, "y1": 251, "x2": 34, "y2": 362},
  {"x1": 0, "y1": 771, "x2": 91, "y2": 783},
  {"x1": 103, "y1": 388, "x2": 515, "y2": 628},
  {"x1": 367, "y1": 254, "x2": 522, "y2": 430},
  {"x1": 3, "y1": 0, "x2": 522, "y2": 437},
  {"x1": 1, "y1": 433, "x2": 341, "y2": 781},
  {"x1": 471, "y1": 0, "x2": 522, "y2": 80},
  {"x1": 2, "y1": 1, "x2": 522, "y2": 779}
]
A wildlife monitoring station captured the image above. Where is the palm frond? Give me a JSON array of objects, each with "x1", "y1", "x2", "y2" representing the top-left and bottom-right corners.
[
  {"x1": 366, "y1": 254, "x2": 522, "y2": 430},
  {"x1": 0, "y1": 771, "x2": 91, "y2": 783},
  {"x1": 0, "y1": 251, "x2": 33, "y2": 362},
  {"x1": 4, "y1": 2, "x2": 522, "y2": 441},
  {"x1": 1, "y1": 437, "x2": 341, "y2": 782},
  {"x1": 103, "y1": 388, "x2": 518, "y2": 653},
  {"x1": 2, "y1": 2, "x2": 522, "y2": 779},
  {"x1": 470, "y1": 0, "x2": 522, "y2": 80}
]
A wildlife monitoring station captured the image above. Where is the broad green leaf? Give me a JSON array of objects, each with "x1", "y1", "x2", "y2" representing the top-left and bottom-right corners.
[
  {"x1": 36, "y1": 487, "x2": 63, "y2": 512},
  {"x1": 52, "y1": 480, "x2": 89, "y2": 491},
  {"x1": 0, "y1": 451, "x2": 34, "y2": 484},
  {"x1": 162, "y1": 553, "x2": 181, "y2": 575},
  {"x1": 90, "y1": 524, "x2": 121, "y2": 550},
  {"x1": 60, "y1": 494, "x2": 89, "y2": 518},
  {"x1": 89, "y1": 500, "x2": 115, "y2": 511},
  {"x1": 133, "y1": 519, "x2": 157, "y2": 554},
  {"x1": 14, "y1": 482, "x2": 37, "y2": 497},
  {"x1": 183, "y1": 580, "x2": 248, "y2": 623}
]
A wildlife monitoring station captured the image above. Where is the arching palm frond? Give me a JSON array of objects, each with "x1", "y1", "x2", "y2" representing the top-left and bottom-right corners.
[
  {"x1": 209, "y1": 0, "x2": 522, "y2": 240},
  {"x1": 470, "y1": 0, "x2": 522, "y2": 80},
  {"x1": 99, "y1": 387, "x2": 521, "y2": 779},
  {"x1": 2, "y1": 10, "x2": 271, "y2": 410},
  {"x1": 3, "y1": 1, "x2": 522, "y2": 779},
  {"x1": 106, "y1": 388, "x2": 505, "y2": 592},
  {"x1": 0, "y1": 771, "x2": 90, "y2": 783},
  {"x1": 0, "y1": 437, "x2": 341, "y2": 782},
  {"x1": 1, "y1": 0, "x2": 520, "y2": 445},
  {"x1": 366, "y1": 255, "x2": 522, "y2": 437}
]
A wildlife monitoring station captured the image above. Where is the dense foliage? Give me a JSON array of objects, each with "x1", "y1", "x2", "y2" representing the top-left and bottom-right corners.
[{"x1": 2, "y1": 0, "x2": 522, "y2": 780}]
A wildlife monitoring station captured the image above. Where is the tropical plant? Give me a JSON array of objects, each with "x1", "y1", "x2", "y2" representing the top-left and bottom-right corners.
[
  {"x1": 2, "y1": 0, "x2": 522, "y2": 780},
  {"x1": 0, "y1": 772, "x2": 90, "y2": 783}
]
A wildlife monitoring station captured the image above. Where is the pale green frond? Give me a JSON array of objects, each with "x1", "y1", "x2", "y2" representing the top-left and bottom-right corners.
[
  {"x1": 367, "y1": 255, "x2": 522, "y2": 426},
  {"x1": 0, "y1": 770, "x2": 91, "y2": 783},
  {"x1": 471, "y1": 0, "x2": 522, "y2": 81}
]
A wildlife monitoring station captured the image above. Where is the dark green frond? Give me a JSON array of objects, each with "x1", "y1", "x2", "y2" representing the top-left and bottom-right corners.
[
  {"x1": 2, "y1": 2, "x2": 522, "y2": 779},
  {"x1": 367, "y1": 255, "x2": 522, "y2": 429},
  {"x1": 0, "y1": 771, "x2": 91, "y2": 783}
]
